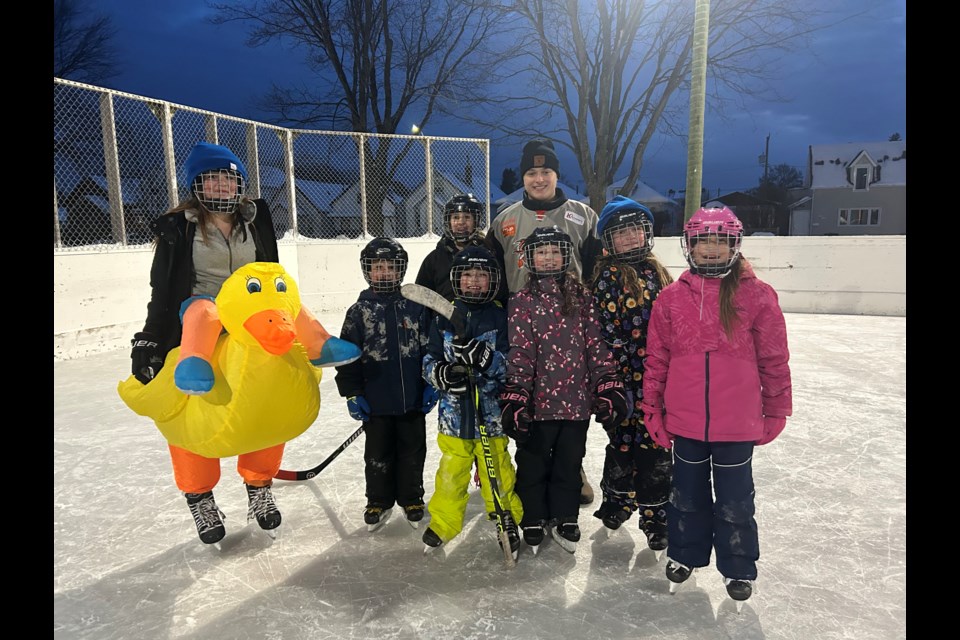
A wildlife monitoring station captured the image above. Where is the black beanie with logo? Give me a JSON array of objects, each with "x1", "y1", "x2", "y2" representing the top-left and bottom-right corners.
[{"x1": 520, "y1": 138, "x2": 560, "y2": 175}]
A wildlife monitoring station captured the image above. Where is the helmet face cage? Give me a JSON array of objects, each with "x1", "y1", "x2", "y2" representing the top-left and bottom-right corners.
[
  {"x1": 361, "y1": 239, "x2": 408, "y2": 293},
  {"x1": 600, "y1": 211, "x2": 654, "y2": 265},
  {"x1": 443, "y1": 195, "x2": 484, "y2": 243},
  {"x1": 681, "y1": 208, "x2": 743, "y2": 277},
  {"x1": 450, "y1": 260, "x2": 500, "y2": 305},
  {"x1": 192, "y1": 168, "x2": 245, "y2": 213},
  {"x1": 523, "y1": 236, "x2": 572, "y2": 278}
]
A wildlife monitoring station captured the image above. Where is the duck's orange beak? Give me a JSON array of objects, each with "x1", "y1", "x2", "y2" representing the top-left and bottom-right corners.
[{"x1": 243, "y1": 309, "x2": 297, "y2": 355}]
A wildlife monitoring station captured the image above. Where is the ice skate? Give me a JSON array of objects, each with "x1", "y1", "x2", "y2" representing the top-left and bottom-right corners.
[
  {"x1": 403, "y1": 504, "x2": 425, "y2": 529},
  {"x1": 497, "y1": 512, "x2": 521, "y2": 561},
  {"x1": 594, "y1": 501, "x2": 631, "y2": 533},
  {"x1": 666, "y1": 558, "x2": 694, "y2": 594},
  {"x1": 724, "y1": 577, "x2": 754, "y2": 613},
  {"x1": 422, "y1": 527, "x2": 444, "y2": 554},
  {"x1": 185, "y1": 490, "x2": 226, "y2": 548},
  {"x1": 364, "y1": 505, "x2": 393, "y2": 532},
  {"x1": 641, "y1": 522, "x2": 668, "y2": 561},
  {"x1": 522, "y1": 523, "x2": 545, "y2": 555},
  {"x1": 578, "y1": 466, "x2": 594, "y2": 505},
  {"x1": 551, "y1": 518, "x2": 581, "y2": 554},
  {"x1": 245, "y1": 483, "x2": 281, "y2": 539}
]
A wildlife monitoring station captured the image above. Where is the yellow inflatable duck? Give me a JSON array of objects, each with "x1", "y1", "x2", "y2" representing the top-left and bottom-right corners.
[{"x1": 117, "y1": 262, "x2": 360, "y2": 458}]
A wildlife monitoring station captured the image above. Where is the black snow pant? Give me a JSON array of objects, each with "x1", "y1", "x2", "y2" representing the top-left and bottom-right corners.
[
  {"x1": 667, "y1": 436, "x2": 759, "y2": 580},
  {"x1": 515, "y1": 419, "x2": 589, "y2": 527},
  {"x1": 363, "y1": 410, "x2": 427, "y2": 509},
  {"x1": 599, "y1": 414, "x2": 673, "y2": 528}
]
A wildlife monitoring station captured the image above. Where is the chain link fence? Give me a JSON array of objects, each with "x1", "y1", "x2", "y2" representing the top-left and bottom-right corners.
[{"x1": 54, "y1": 78, "x2": 493, "y2": 250}]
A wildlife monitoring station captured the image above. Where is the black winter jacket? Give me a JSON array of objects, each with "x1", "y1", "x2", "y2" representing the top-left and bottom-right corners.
[
  {"x1": 140, "y1": 199, "x2": 279, "y2": 360},
  {"x1": 334, "y1": 289, "x2": 431, "y2": 416}
]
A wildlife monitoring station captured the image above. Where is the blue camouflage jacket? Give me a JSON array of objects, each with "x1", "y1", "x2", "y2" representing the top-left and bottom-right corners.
[{"x1": 423, "y1": 299, "x2": 508, "y2": 439}]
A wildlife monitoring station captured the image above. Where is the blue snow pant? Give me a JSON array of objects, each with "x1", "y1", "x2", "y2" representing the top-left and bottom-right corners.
[
  {"x1": 667, "y1": 436, "x2": 759, "y2": 580},
  {"x1": 514, "y1": 419, "x2": 588, "y2": 527}
]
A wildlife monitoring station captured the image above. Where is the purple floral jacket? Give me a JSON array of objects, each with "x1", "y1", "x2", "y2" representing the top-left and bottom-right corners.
[{"x1": 506, "y1": 276, "x2": 619, "y2": 421}]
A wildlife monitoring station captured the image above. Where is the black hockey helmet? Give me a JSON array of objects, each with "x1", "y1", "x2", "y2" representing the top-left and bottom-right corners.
[
  {"x1": 450, "y1": 246, "x2": 501, "y2": 304},
  {"x1": 360, "y1": 237, "x2": 408, "y2": 292},
  {"x1": 522, "y1": 226, "x2": 572, "y2": 278},
  {"x1": 442, "y1": 193, "x2": 484, "y2": 243}
]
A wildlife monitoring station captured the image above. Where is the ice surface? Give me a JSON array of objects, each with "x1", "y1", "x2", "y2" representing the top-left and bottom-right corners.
[{"x1": 54, "y1": 313, "x2": 906, "y2": 639}]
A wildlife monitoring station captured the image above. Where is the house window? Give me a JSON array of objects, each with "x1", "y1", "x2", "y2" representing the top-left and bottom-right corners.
[
  {"x1": 854, "y1": 167, "x2": 869, "y2": 190},
  {"x1": 838, "y1": 208, "x2": 880, "y2": 226}
]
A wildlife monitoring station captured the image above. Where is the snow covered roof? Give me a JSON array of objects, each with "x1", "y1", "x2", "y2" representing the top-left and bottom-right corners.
[
  {"x1": 605, "y1": 178, "x2": 677, "y2": 204},
  {"x1": 810, "y1": 141, "x2": 906, "y2": 189}
]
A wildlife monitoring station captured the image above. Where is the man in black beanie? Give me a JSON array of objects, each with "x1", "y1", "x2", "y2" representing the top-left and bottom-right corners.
[{"x1": 486, "y1": 137, "x2": 601, "y2": 506}]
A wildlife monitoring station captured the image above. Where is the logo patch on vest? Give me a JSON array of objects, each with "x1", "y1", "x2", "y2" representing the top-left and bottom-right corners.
[
  {"x1": 502, "y1": 221, "x2": 517, "y2": 237},
  {"x1": 564, "y1": 210, "x2": 585, "y2": 225}
]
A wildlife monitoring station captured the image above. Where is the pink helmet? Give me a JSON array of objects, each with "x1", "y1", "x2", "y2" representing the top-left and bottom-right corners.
[{"x1": 681, "y1": 206, "x2": 743, "y2": 277}]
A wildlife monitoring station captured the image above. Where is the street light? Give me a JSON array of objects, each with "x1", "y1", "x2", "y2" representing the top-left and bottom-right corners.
[{"x1": 683, "y1": 0, "x2": 710, "y2": 222}]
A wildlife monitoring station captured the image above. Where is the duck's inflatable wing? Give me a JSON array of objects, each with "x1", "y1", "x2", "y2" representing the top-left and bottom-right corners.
[{"x1": 117, "y1": 262, "x2": 337, "y2": 458}]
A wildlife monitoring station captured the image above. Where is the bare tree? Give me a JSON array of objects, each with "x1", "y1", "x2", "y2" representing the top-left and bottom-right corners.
[
  {"x1": 478, "y1": 0, "x2": 836, "y2": 211},
  {"x1": 53, "y1": 0, "x2": 119, "y2": 84},
  {"x1": 211, "y1": 0, "x2": 516, "y2": 235}
]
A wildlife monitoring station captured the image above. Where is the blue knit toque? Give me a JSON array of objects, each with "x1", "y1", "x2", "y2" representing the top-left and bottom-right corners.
[
  {"x1": 598, "y1": 195, "x2": 654, "y2": 235},
  {"x1": 183, "y1": 142, "x2": 248, "y2": 187}
]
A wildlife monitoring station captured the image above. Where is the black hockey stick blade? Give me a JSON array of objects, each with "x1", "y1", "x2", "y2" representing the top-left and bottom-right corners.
[
  {"x1": 400, "y1": 283, "x2": 467, "y2": 340},
  {"x1": 274, "y1": 424, "x2": 365, "y2": 481}
]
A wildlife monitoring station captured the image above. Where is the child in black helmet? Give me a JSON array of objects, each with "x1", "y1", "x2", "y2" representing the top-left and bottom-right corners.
[
  {"x1": 499, "y1": 226, "x2": 628, "y2": 555},
  {"x1": 420, "y1": 245, "x2": 523, "y2": 559},
  {"x1": 415, "y1": 193, "x2": 490, "y2": 301},
  {"x1": 334, "y1": 237, "x2": 440, "y2": 531}
]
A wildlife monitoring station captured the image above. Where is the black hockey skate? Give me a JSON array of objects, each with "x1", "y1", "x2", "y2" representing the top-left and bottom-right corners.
[
  {"x1": 666, "y1": 558, "x2": 694, "y2": 594},
  {"x1": 403, "y1": 503, "x2": 425, "y2": 529},
  {"x1": 185, "y1": 491, "x2": 226, "y2": 546},
  {"x1": 594, "y1": 501, "x2": 632, "y2": 532},
  {"x1": 641, "y1": 521, "x2": 668, "y2": 560},
  {"x1": 245, "y1": 483, "x2": 282, "y2": 538},
  {"x1": 522, "y1": 522, "x2": 545, "y2": 555},
  {"x1": 364, "y1": 504, "x2": 393, "y2": 532},
  {"x1": 724, "y1": 578, "x2": 754, "y2": 612},
  {"x1": 551, "y1": 518, "x2": 581, "y2": 554},
  {"x1": 497, "y1": 511, "x2": 521, "y2": 561},
  {"x1": 422, "y1": 527, "x2": 443, "y2": 554}
]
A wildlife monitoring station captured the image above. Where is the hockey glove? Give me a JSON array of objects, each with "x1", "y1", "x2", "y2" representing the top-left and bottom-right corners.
[
  {"x1": 432, "y1": 362, "x2": 469, "y2": 394},
  {"x1": 347, "y1": 395, "x2": 371, "y2": 422},
  {"x1": 499, "y1": 386, "x2": 532, "y2": 444},
  {"x1": 756, "y1": 416, "x2": 786, "y2": 446},
  {"x1": 452, "y1": 338, "x2": 494, "y2": 372},
  {"x1": 594, "y1": 376, "x2": 630, "y2": 431},
  {"x1": 131, "y1": 331, "x2": 164, "y2": 385},
  {"x1": 641, "y1": 401, "x2": 672, "y2": 449},
  {"x1": 422, "y1": 385, "x2": 440, "y2": 413}
]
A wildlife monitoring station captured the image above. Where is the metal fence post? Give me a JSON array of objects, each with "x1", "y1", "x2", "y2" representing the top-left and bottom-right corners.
[
  {"x1": 98, "y1": 92, "x2": 126, "y2": 245},
  {"x1": 358, "y1": 133, "x2": 368, "y2": 237},
  {"x1": 424, "y1": 136, "x2": 434, "y2": 237}
]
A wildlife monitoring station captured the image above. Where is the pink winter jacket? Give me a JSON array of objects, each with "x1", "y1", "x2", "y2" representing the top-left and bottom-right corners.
[{"x1": 642, "y1": 262, "x2": 792, "y2": 443}]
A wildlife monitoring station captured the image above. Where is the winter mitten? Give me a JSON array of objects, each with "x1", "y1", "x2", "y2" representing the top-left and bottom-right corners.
[
  {"x1": 499, "y1": 386, "x2": 532, "y2": 444},
  {"x1": 347, "y1": 395, "x2": 371, "y2": 421},
  {"x1": 452, "y1": 338, "x2": 494, "y2": 372},
  {"x1": 422, "y1": 386, "x2": 440, "y2": 413},
  {"x1": 174, "y1": 356, "x2": 215, "y2": 395},
  {"x1": 131, "y1": 331, "x2": 163, "y2": 384},
  {"x1": 432, "y1": 362, "x2": 469, "y2": 394},
  {"x1": 756, "y1": 416, "x2": 786, "y2": 446},
  {"x1": 595, "y1": 376, "x2": 629, "y2": 430},
  {"x1": 641, "y1": 401, "x2": 672, "y2": 449}
]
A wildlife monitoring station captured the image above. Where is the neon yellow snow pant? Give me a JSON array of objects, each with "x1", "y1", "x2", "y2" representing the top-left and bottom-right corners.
[{"x1": 427, "y1": 432, "x2": 524, "y2": 543}]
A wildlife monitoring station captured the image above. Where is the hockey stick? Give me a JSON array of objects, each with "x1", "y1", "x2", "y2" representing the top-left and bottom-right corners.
[
  {"x1": 401, "y1": 283, "x2": 516, "y2": 567},
  {"x1": 274, "y1": 424, "x2": 365, "y2": 481}
]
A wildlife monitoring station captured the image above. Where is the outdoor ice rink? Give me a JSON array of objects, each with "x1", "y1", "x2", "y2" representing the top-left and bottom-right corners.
[{"x1": 54, "y1": 312, "x2": 906, "y2": 639}]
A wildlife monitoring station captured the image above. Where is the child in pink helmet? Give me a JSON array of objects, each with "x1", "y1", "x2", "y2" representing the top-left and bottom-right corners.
[{"x1": 641, "y1": 206, "x2": 792, "y2": 605}]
